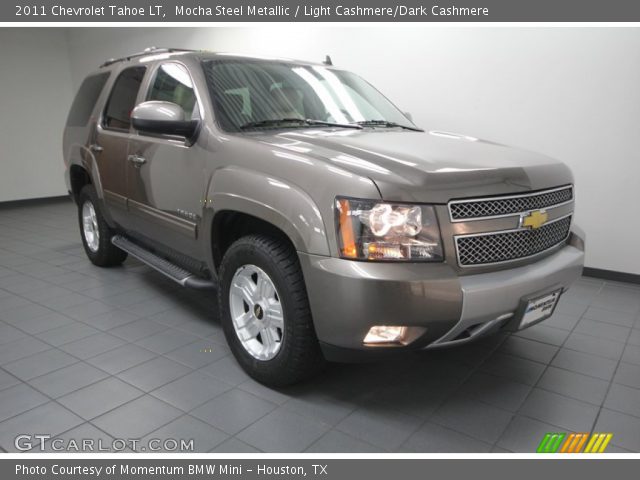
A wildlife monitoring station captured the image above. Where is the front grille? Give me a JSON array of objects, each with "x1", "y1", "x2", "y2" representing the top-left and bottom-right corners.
[
  {"x1": 449, "y1": 186, "x2": 573, "y2": 221},
  {"x1": 455, "y1": 215, "x2": 572, "y2": 266}
]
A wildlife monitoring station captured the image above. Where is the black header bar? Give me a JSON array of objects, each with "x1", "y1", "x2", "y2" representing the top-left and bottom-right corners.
[{"x1": 5, "y1": 0, "x2": 640, "y2": 23}]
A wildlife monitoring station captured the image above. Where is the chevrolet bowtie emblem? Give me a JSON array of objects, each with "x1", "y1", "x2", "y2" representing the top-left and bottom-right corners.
[{"x1": 520, "y1": 210, "x2": 548, "y2": 229}]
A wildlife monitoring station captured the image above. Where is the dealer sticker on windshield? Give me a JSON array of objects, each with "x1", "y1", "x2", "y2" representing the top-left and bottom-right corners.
[{"x1": 520, "y1": 289, "x2": 562, "y2": 329}]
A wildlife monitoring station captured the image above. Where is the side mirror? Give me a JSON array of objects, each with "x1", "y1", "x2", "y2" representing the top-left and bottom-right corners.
[
  {"x1": 131, "y1": 101, "x2": 198, "y2": 138},
  {"x1": 404, "y1": 111, "x2": 413, "y2": 122}
]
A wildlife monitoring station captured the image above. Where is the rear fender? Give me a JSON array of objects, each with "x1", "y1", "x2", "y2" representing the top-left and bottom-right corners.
[{"x1": 65, "y1": 142, "x2": 115, "y2": 226}]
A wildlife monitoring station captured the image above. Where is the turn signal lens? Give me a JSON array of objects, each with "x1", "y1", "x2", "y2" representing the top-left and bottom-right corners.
[
  {"x1": 337, "y1": 198, "x2": 358, "y2": 258},
  {"x1": 335, "y1": 197, "x2": 443, "y2": 262}
]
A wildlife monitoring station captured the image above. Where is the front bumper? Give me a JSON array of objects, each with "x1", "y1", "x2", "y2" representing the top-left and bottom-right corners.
[{"x1": 299, "y1": 232, "x2": 585, "y2": 362}]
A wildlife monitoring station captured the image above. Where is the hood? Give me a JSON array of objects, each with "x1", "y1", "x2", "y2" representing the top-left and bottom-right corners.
[{"x1": 256, "y1": 128, "x2": 573, "y2": 203}]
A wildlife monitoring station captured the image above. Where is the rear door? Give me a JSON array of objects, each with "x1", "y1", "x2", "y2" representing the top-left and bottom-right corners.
[
  {"x1": 94, "y1": 65, "x2": 146, "y2": 228},
  {"x1": 126, "y1": 61, "x2": 206, "y2": 259}
]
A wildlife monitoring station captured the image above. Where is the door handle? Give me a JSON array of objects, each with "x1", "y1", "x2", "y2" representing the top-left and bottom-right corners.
[
  {"x1": 127, "y1": 154, "x2": 147, "y2": 167},
  {"x1": 89, "y1": 144, "x2": 103, "y2": 153}
]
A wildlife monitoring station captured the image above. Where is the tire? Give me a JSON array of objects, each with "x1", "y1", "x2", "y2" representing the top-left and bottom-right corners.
[
  {"x1": 219, "y1": 234, "x2": 325, "y2": 386},
  {"x1": 77, "y1": 185, "x2": 127, "y2": 267}
]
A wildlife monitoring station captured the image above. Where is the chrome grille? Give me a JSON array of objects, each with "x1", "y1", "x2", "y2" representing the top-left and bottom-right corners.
[
  {"x1": 449, "y1": 186, "x2": 573, "y2": 221},
  {"x1": 455, "y1": 215, "x2": 572, "y2": 266}
]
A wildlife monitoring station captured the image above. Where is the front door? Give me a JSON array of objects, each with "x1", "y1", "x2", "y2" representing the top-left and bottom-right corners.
[{"x1": 126, "y1": 61, "x2": 206, "y2": 259}]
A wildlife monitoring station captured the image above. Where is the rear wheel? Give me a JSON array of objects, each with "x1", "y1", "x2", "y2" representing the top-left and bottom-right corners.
[
  {"x1": 77, "y1": 185, "x2": 127, "y2": 267},
  {"x1": 219, "y1": 234, "x2": 325, "y2": 386}
]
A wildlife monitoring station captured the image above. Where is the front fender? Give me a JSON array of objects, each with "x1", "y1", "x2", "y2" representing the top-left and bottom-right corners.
[{"x1": 201, "y1": 166, "x2": 331, "y2": 271}]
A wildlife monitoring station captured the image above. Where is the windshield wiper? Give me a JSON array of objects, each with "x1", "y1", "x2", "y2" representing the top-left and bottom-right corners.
[
  {"x1": 354, "y1": 120, "x2": 423, "y2": 132},
  {"x1": 240, "y1": 118, "x2": 362, "y2": 130},
  {"x1": 305, "y1": 119, "x2": 362, "y2": 129}
]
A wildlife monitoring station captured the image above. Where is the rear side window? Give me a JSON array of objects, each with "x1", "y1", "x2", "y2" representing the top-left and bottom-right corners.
[
  {"x1": 66, "y1": 72, "x2": 110, "y2": 127},
  {"x1": 147, "y1": 63, "x2": 199, "y2": 119},
  {"x1": 103, "y1": 66, "x2": 146, "y2": 131}
]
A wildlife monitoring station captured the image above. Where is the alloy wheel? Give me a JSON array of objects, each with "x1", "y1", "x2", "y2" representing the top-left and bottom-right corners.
[
  {"x1": 82, "y1": 201, "x2": 100, "y2": 253},
  {"x1": 229, "y1": 264, "x2": 285, "y2": 360}
]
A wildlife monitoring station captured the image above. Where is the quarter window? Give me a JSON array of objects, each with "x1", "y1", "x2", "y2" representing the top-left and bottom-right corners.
[
  {"x1": 103, "y1": 66, "x2": 146, "y2": 130},
  {"x1": 67, "y1": 72, "x2": 110, "y2": 127},
  {"x1": 147, "y1": 63, "x2": 199, "y2": 119}
]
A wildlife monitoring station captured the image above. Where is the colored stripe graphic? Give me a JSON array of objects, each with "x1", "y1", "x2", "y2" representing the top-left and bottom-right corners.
[
  {"x1": 584, "y1": 433, "x2": 613, "y2": 453},
  {"x1": 559, "y1": 433, "x2": 575, "y2": 453},
  {"x1": 536, "y1": 433, "x2": 552, "y2": 453},
  {"x1": 573, "y1": 433, "x2": 589, "y2": 453},
  {"x1": 561, "y1": 433, "x2": 574, "y2": 453},
  {"x1": 537, "y1": 433, "x2": 566, "y2": 453},
  {"x1": 597, "y1": 434, "x2": 613, "y2": 453},
  {"x1": 560, "y1": 432, "x2": 588, "y2": 453},
  {"x1": 585, "y1": 433, "x2": 600, "y2": 453},
  {"x1": 538, "y1": 432, "x2": 613, "y2": 453}
]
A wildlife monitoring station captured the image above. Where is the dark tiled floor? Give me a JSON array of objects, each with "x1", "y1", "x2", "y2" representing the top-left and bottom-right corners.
[{"x1": 0, "y1": 199, "x2": 639, "y2": 453}]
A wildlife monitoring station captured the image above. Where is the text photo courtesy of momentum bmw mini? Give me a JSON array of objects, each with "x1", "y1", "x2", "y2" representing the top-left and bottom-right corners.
[{"x1": 64, "y1": 47, "x2": 584, "y2": 387}]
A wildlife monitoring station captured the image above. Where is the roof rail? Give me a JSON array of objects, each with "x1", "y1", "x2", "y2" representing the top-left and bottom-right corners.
[{"x1": 99, "y1": 47, "x2": 196, "y2": 68}]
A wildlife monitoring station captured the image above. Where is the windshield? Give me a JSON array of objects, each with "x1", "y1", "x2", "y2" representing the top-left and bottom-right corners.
[{"x1": 202, "y1": 59, "x2": 417, "y2": 132}]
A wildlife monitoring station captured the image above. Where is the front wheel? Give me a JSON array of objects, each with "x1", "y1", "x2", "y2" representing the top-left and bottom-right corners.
[{"x1": 218, "y1": 235, "x2": 325, "y2": 386}]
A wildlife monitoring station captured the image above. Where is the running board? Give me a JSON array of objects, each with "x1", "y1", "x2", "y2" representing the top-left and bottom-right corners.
[{"x1": 111, "y1": 235, "x2": 215, "y2": 289}]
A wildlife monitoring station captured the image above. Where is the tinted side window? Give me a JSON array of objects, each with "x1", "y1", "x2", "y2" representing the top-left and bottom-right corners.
[
  {"x1": 66, "y1": 72, "x2": 110, "y2": 127},
  {"x1": 103, "y1": 66, "x2": 146, "y2": 130},
  {"x1": 147, "y1": 63, "x2": 198, "y2": 119}
]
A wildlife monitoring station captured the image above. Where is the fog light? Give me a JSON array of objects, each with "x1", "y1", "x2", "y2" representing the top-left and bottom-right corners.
[{"x1": 364, "y1": 326, "x2": 407, "y2": 345}]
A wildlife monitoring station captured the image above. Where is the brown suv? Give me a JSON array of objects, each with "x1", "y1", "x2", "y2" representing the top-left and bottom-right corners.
[{"x1": 64, "y1": 48, "x2": 585, "y2": 386}]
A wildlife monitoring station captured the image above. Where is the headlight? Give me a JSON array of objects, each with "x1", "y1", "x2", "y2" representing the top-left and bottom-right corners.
[{"x1": 335, "y1": 197, "x2": 443, "y2": 262}]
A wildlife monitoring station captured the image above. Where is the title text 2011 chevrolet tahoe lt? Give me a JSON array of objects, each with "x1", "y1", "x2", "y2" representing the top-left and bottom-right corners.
[{"x1": 63, "y1": 48, "x2": 585, "y2": 386}]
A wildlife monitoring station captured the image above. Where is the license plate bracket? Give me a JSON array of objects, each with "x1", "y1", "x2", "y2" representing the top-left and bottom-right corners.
[{"x1": 517, "y1": 288, "x2": 563, "y2": 330}]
